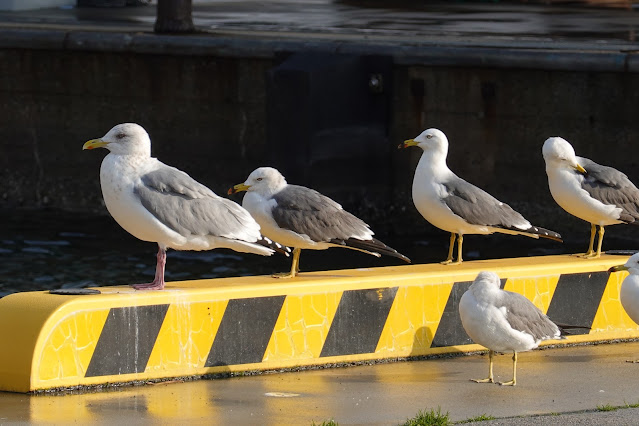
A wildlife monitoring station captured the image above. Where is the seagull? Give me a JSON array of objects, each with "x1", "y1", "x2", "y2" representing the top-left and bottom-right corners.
[
  {"x1": 400, "y1": 128, "x2": 562, "y2": 264},
  {"x1": 609, "y1": 253, "x2": 639, "y2": 362},
  {"x1": 228, "y1": 167, "x2": 411, "y2": 278},
  {"x1": 83, "y1": 123, "x2": 283, "y2": 290},
  {"x1": 459, "y1": 271, "x2": 562, "y2": 386},
  {"x1": 543, "y1": 137, "x2": 639, "y2": 258}
]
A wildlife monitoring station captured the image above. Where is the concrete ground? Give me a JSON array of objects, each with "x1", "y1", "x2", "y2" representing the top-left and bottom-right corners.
[
  {"x1": 0, "y1": 0, "x2": 637, "y2": 48},
  {"x1": 0, "y1": 341, "x2": 639, "y2": 425}
]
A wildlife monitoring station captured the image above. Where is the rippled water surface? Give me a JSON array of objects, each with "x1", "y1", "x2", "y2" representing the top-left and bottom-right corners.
[
  {"x1": 3, "y1": 208, "x2": 638, "y2": 298},
  {"x1": 0, "y1": 209, "x2": 563, "y2": 296}
]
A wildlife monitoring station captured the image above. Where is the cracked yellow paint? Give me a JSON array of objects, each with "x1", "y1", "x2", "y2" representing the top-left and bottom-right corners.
[
  {"x1": 503, "y1": 275, "x2": 560, "y2": 314},
  {"x1": 376, "y1": 283, "x2": 454, "y2": 356},
  {"x1": 38, "y1": 309, "x2": 110, "y2": 383},
  {"x1": 264, "y1": 292, "x2": 342, "y2": 361},
  {"x1": 145, "y1": 300, "x2": 229, "y2": 373},
  {"x1": 591, "y1": 271, "x2": 636, "y2": 333}
]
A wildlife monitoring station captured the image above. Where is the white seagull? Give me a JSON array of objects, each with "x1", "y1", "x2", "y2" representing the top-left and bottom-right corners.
[
  {"x1": 400, "y1": 128, "x2": 562, "y2": 264},
  {"x1": 229, "y1": 167, "x2": 411, "y2": 278},
  {"x1": 459, "y1": 271, "x2": 562, "y2": 386},
  {"x1": 610, "y1": 253, "x2": 639, "y2": 362},
  {"x1": 83, "y1": 123, "x2": 283, "y2": 290},
  {"x1": 543, "y1": 136, "x2": 639, "y2": 258}
]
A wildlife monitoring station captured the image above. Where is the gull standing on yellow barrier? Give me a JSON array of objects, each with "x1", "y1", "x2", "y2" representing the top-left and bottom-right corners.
[
  {"x1": 459, "y1": 271, "x2": 563, "y2": 386},
  {"x1": 543, "y1": 137, "x2": 639, "y2": 258},
  {"x1": 400, "y1": 128, "x2": 562, "y2": 264},
  {"x1": 83, "y1": 123, "x2": 285, "y2": 290},
  {"x1": 229, "y1": 167, "x2": 411, "y2": 278}
]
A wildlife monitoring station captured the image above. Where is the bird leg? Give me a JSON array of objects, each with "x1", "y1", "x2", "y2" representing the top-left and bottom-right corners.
[
  {"x1": 472, "y1": 350, "x2": 494, "y2": 383},
  {"x1": 133, "y1": 246, "x2": 167, "y2": 290},
  {"x1": 499, "y1": 351, "x2": 517, "y2": 386},
  {"x1": 273, "y1": 248, "x2": 301, "y2": 279},
  {"x1": 442, "y1": 233, "x2": 462, "y2": 265},
  {"x1": 582, "y1": 224, "x2": 597, "y2": 258},
  {"x1": 595, "y1": 225, "x2": 605, "y2": 258},
  {"x1": 456, "y1": 234, "x2": 464, "y2": 264}
]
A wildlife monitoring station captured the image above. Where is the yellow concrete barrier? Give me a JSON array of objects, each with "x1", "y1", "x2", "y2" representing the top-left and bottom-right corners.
[{"x1": 0, "y1": 254, "x2": 635, "y2": 392}]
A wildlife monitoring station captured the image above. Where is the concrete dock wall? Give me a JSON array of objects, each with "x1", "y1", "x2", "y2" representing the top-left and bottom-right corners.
[{"x1": 1, "y1": 29, "x2": 638, "y2": 237}]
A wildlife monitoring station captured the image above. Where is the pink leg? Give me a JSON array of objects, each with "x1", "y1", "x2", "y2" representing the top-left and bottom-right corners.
[{"x1": 132, "y1": 246, "x2": 166, "y2": 290}]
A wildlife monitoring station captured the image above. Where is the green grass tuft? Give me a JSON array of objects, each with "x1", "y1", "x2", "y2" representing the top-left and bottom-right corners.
[
  {"x1": 459, "y1": 414, "x2": 496, "y2": 423},
  {"x1": 401, "y1": 407, "x2": 450, "y2": 426},
  {"x1": 311, "y1": 420, "x2": 338, "y2": 426},
  {"x1": 597, "y1": 404, "x2": 618, "y2": 412}
]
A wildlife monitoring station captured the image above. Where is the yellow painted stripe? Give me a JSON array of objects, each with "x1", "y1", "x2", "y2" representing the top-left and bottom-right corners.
[
  {"x1": 264, "y1": 291, "x2": 343, "y2": 362},
  {"x1": 145, "y1": 300, "x2": 230, "y2": 373}
]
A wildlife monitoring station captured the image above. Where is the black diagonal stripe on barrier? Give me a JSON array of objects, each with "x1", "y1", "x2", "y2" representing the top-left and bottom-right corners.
[
  {"x1": 546, "y1": 271, "x2": 609, "y2": 334},
  {"x1": 431, "y1": 278, "x2": 506, "y2": 348},
  {"x1": 205, "y1": 296, "x2": 285, "y2": 367},
  {"x1": 320, "y1": 287, "x2": 398, "y2": 358},
  {"x1": 85, "y1": 304, "x2": 169, "y2": 377}
]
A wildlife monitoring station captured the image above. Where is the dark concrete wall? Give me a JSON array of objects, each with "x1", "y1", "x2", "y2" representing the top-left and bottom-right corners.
[
  {"x1": 1, "y1": 41, "x2": 638, "y2": 241},
  {"x1": 391, "y1": 66, "x2": 639, "y2": 235},
  {"x1": 0, "y1": 49, "x2": 272, "y2": 213}
]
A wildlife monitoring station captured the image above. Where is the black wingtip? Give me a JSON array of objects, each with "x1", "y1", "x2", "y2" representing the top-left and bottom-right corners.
[
  {"x1": 530, "y1": 226, "x2": 563, "y2": 242},
  {"x1": 258, "y1": 236, "x2": 291, "y2": 257},
  {"x1": 338, "y1": 238, "x2": 411, "y2": 263}
]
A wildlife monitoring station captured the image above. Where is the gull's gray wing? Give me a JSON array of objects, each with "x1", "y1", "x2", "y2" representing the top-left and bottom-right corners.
[
  {"x1": 442, "y1": 177, "x2": 529, "y2": 229},
  {"x1": 135, "y1": 164, "x2": 260, "y2": 241},
  {"x1": 501, "y1": 291, "x2": 560, "y2": 341},
  {"x1": 270, "y1": 185, "x2": 371, "y2": 242},
  {"x1": 579, "y1": 157, "x2": 639, "y2": 223}
]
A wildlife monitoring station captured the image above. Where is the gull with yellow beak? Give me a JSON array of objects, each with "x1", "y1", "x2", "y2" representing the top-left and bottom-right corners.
[
  {"x1": 83, "y1": 123, "x2": 283, "y2": 290},
  {"x1": 459, "y1": 271, "x2": 564, "y2": 386},
  {"x1": 229, "y1": 167, "x2": 410, "y2": 278},
  {"x1": 400, "y1": 128, "x2": 562, "y2": 264},
  {"x1": 543, "y1": 137, "x2": 639, "y2": 258}
]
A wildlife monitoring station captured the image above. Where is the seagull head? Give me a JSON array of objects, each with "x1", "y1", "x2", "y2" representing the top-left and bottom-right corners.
[
  {"x1": 229, "y1": 167, "x2": 287, "y2": 196},
  {"x1": 542, "y1": 137, "x2": 586, "y2": 174},
  {"x1": 399, "y1": 128, "x2": 449, "y2": 156},
  {"x1": 83, "y1": 123, "x2": 151, "y2": 157},
  {"x1": 472, "y1": 271, "x2": 501, "y2": 290},
  {"x1": 609, "y1": 253, "x2": 639, "y2": 275}
]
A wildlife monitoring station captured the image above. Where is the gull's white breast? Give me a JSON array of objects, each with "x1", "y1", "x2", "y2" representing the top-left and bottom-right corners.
[
  {"x1": 546, "y1": 167, "x2": 622, "y2": 226},
  {"x1": 100, "y1": 154, "x2": 187, "y2": 247},
  {"x1": 412, "y1": 157, "x2": 490, "y2": 235},
  {"x1": 621, "y1": 274, "x2": 639, "y2": 325}
]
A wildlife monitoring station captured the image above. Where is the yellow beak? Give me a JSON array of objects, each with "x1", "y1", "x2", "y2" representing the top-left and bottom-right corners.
[
  {"x1": 574, "y1": 163, "x2": 587, "y2": 174},
  {"x1": 609, "y1": 264, "x2": 629, "y2": 273},
  {"x1": 82, "y1": 138, "x2": 109, "y2": 150},
  {"x1": 398, "y1": 139, "x2": 418, "y2": 149},
  {"x1": 228, "y1": 183, "x2": 250, "y2": 195}
]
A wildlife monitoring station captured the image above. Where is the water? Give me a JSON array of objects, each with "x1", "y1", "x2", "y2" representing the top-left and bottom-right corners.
[
  {"x1": 0, "y1": 210, "x2": 617, "y2": 295},
  {"x1": 0, "y1": 209, "x2": 287, "y2": 297},
  {"x1": 2, "y1": 208, "x2": 638, "y2": 298}
]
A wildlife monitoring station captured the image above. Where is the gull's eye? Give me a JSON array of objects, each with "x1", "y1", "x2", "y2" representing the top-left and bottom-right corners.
[
  {"x1": 116, "y1": 133, "x2": 126, "y2": 139},
  {"x1": 426, "y1": 134, "x2": 433, "y2": 139},
  {"x1": 256, "y1": 177, "x2": 263, "y2": 182}
]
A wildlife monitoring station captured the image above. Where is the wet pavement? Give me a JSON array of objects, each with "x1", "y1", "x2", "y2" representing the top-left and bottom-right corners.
[
  {"x1": 0, "y1": 341, "x2": 639, "y2": 424},
  {"x1": 0, "y1": 0, "x2": 637, "y2": 48}
]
